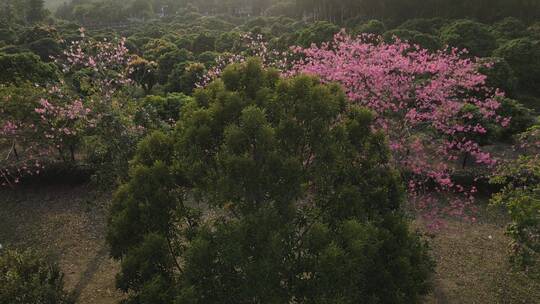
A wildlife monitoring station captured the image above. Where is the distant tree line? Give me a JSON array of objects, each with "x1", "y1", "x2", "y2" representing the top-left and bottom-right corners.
[
  {"x1": 296, "y1": 0, "x2": 540, "y2": 24},
  {"x1": 46, "y1": 0, "x2": 540, "y2": 26}
]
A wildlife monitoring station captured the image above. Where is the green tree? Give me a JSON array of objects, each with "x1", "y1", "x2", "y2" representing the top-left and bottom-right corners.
[
  {"x1": 296, "y1": 21, "x2": 339, "y2": 47},
  {"x1": 0, "y1": 52, "x2": 58, "y2": 84},
  {"x1": 354, "y1": 19, "x2": 386, "y2": 36},
  {"x1": 167, "y1": 62, "x2": 206, "y2": 95},
  {"x1": 440, "y1": 19, "x2": 498, "y2": 57},
  {"x1": 128, "y1": 56, "x2": 158, "y2": 94},
  {"x1": 107, "y1": 59, "x2": 433, "y2": 304},
  {"x1": 494, "y1": 38, "x2": 540, "y2": 95},
  {"x1": 26, "y1": 0, "x2": 46, "y2": 24},
  {"x1": 157, "y1": 48, "x2": 193, "y2": 84}
]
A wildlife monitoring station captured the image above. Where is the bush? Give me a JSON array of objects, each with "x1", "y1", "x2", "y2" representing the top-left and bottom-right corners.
[
  {"x1": 107, "y1": 59, "x2": 434, "y2": 304},
  {"x1": 440, "y1": 19, "x2": 498, "y2": 57},
  {"x1": 0, "y1": 249, "x2": 73, "y2": 304}
]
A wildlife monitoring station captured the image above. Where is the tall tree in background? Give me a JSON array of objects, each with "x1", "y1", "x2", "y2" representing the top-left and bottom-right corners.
[{"x1": 26, "y1": 0, "x2": 45, "y2": 24}]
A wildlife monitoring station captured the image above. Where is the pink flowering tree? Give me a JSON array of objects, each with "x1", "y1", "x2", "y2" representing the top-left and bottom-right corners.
[
  {"x1": 1, "y1": 29, "x2": 135, "y2": 186},
  {"x1": 289, "y1": 31, "x2": 511, "y2": 224}
]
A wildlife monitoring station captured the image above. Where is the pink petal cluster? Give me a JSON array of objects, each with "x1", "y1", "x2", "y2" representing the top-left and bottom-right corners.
[{"x1": 290, "y1": 31, "x2": 511, "y2": 223}]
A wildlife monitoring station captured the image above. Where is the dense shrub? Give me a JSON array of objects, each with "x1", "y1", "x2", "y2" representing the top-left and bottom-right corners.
[
  {"x1": 107, "y1": 59, "x2": 433, "y2": 304},
  {"x1": 0, "y1": 249, "x2": 73, "y2": 304}
]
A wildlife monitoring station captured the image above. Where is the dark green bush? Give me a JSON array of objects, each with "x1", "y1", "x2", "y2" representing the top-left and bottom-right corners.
[{"x1": 0, "y1": 249, "x2": 73, "y2": 304}]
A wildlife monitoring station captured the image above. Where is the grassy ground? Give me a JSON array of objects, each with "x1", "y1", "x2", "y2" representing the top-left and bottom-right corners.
[{"x1": 0, "y1": 184, "x2": 539, "y2": 303}]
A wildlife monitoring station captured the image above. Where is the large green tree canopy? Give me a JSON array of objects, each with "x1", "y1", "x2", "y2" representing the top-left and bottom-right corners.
[{"x1": 107, "y1": 59, "x2": 433, "y2": 304}]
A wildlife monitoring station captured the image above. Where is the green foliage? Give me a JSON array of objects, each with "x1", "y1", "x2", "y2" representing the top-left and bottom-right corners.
[
  {"x1": 139, "y1": 93, "x2": 192, "y2": 125},
  {"x1": 143, "y1": 39, "x2": 178, "y2": 61},
  {"x1": 397, "y1": 18, "x2": 448, "y2": 35},
  {"x1": 167, "y1": 62, "x2": 206, "y2": 95},
  {"x1": 490, "y1": 124, "x2": 540, "y2": 269},
  {"x1": 494, "y1": 98, "x2": 535, "y2": 141},
  {"x1": 297, "y1": 21, "x2": 339, "y2": 47},
  {"x1": 128, "y1": 56, "x2": 158, "y2": 94},
  {"x1": 383, "y1": 29, "x2": 441, "y2": 50},
  {"x1": 478, "y1": 57, "x2": 518, "y2": 96},
  {"x1": 0, "y1": 52, "x2": 58, "y2": 84},
  {"x1": 354, "y1": 19, "x2": 386, "y2": 36},
  {"x1": 18, "y1": 25, "x2": 59, "y2": 45},
  {"x1": 528, "y1": 22, "x2": 540, "y2": 39},
  {"x1": 494, "y1": 38, "x2": 540, "y2": 95},
  {"x1": 0, "y1": 28, "x2": 17, "y2": 45},
  {"x1": 0, "y1": 249, "x2": 73, "y2": 304},
  {"x1": 27, "y1": 37, "x2": 62, "y2": 62},
  {"x1": 215, "y1": 31, "x2": 241, "y2": 52},
  {"x1": 27, "y1": 0, "x2": 46, "y2": 24},
  {"x1": 440, "y1": 19, "x2": 498, "y2": 57},
  {"x1": 156, "y1": 48, "x2": 193, "y2": 85},
  {"x1": 191, "y1": 32, "x2": 216, "y2": 54},
  {"x1": 492, "y1": 17, "x2": 527, "y2": 40},
  {"x1": 107, "y1": 59, "x2": 433, "y2": 303}
]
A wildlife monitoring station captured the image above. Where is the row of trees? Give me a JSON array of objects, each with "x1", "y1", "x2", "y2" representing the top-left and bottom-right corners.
[
  {"x1": 49, "y1": 0, "x2": 540, "y2": 25},
  {"x1": 1, "y1": 0, "x2": 48, "y2": 25},
  {"x1": 296, "y1": 0, "x2": 540, "y2": 24}
]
